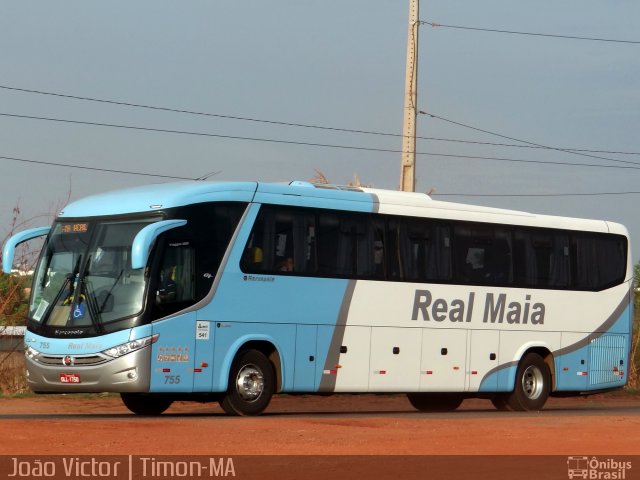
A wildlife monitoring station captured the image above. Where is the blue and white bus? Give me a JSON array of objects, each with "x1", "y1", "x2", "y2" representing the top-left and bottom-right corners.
[{"x1": 2, "y1": 181, "x2": 633, "y2": 415}]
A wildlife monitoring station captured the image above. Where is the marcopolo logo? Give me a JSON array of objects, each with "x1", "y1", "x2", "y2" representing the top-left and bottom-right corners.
[
  {"x1": 567, "y1": 456, "x2": 632, "y2": 479},
  {"x1": 243, "y1": 275, "x2": 275, "y2": 283}
]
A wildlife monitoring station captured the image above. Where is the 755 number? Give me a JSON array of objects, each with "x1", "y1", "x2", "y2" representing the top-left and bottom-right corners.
[{"x1": 164, "y1": 375, "x2": 181, "y2": 384}]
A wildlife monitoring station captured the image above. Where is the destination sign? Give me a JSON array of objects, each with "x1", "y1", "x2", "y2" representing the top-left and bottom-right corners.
[{"x1": 60, "y1": 223, "x2": 89, "y2": 234}]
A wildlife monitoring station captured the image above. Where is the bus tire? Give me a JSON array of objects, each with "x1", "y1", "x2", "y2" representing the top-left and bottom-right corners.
[
  {"x1": 407, "y1": 393, "x2": 463, "y2": 412},
  {"x1": 506, "y1": 353, "x2": 550, "y2": 411},
  {"x1": 120, "y1": 393, "x2": 173, "y2": 415},
  {"x1": 219, "y1": 349, "x2": 275, "y2": 416}
]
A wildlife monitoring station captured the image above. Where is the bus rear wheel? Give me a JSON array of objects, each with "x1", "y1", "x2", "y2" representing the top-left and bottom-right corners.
[
  {"x1": 407, "y1": 393, "x2": 463, "y2": 412},
  {"x1": 219, "y1": 349, "x2": 275, "y2": 416},
  {"x1": 504, "y1": 353, "x2": 551, "y2": 411},
  {"x1": 121, "y1": 393, "x2": 173, "y2": 415}
]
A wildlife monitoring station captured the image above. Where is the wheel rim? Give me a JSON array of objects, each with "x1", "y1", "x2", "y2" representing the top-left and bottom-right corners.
[
  {"x1": 235, "y1": 364, "x2": 264, "y2": 402},
  {"x1": 521, "y1": 365, "x2": 544, "y2": 400}
]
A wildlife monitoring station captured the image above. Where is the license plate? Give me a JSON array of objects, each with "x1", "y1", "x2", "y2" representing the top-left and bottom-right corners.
[{"x1": 59, "y1": 373, "x2": 81, "y2": 384}]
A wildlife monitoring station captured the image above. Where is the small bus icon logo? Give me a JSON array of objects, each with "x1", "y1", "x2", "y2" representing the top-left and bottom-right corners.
[{"x1": 567, "y1": 456, "x2": 589, "y2": 479}]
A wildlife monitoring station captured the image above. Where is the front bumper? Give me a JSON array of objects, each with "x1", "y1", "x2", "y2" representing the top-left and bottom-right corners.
[{"x1": 25, "y1": 346, "x2": 152, "y2": 393}]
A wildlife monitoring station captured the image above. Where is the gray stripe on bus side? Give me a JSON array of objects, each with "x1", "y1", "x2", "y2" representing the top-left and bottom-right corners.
[
  {"x1": 553, "y1": 286, "x2": 632, "y2": 357},
  {"x1": 479, "y1": 285, "x2": 632, "y2": 388},
  {"x1": 318, "y1": 280, "x2": 357, "y2": 392}
]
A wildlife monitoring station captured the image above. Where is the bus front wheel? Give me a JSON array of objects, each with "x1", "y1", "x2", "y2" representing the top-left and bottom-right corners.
[
  {"x1": 504, "y1": 353, "x2": 551, "y2": 411},
  {"x1": 219, "y1": 349, "x2": 275, "y2": 416},
  {"x1": 121, "y1": 393, "x2": 173, "y2": 415}
]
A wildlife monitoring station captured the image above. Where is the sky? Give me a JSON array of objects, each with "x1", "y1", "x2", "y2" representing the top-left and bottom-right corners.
[{"x1": 1, "y1": 1, "x2": 639, "y2": 263}]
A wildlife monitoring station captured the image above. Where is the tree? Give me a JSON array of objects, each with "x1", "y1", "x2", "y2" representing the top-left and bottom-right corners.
[{"x1": 0, "y1": 202, "x2": 48, "y2": 326}]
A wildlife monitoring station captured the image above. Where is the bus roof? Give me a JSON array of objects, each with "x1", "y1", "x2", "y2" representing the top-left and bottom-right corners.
[{"x1": 57, "y1": 180, "x2": 627, "y2": 236}]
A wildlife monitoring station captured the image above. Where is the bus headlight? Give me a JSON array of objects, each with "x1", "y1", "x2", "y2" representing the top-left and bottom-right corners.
[
  {"x1": 102, "y1": 334, "x2": 158, "y2": 358},
  {"x1": 25, "y1": 346, "x2": 40, "y2": 360}
]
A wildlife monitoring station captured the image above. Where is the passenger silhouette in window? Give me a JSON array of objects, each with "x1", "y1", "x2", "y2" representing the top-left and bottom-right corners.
[
  {"x1": 157, "y1": 267, "x2": 177, "y2": 303},
  {"x1": 278, "y1": 257, "x2": 294, "y2": 272}
]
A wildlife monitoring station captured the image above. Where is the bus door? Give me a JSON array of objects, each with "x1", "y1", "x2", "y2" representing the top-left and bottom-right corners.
[
  {"x1": 150, "y1": 312, "x2": 197, "y2": 392},
  {"x1": 149, "y1": 235, "x2": 202, "y2": 392}
]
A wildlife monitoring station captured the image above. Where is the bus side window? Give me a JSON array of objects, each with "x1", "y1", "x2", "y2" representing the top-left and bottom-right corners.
[
  {"x1": 595, "y1": 236, "x2": 626, "y2": 289},
  {"x1": 397, "y1": 218, "x2": 426, "y2": 281},
  {"x1": 548, "y1": 234, "x2": 570, "y2": 288},
  {"x1": 386, "y1": 218, "x2": 451, "y2": 283},
  {"x1": 372, "y1": 218, "x2": 386, "y2": 278},
  {"x1": 156, "y1": 243, "x2": 195, "y2": 306},
  {"x1": 317, "y1": 212, "x2": 378, "y2": 278},
  {"x1": 453, "y1": 224, "x2": 511, "y2": 285},
  {"x1": 453, "y1": 224, "x2": 478, "y2": 283},
  {"x1": 385, "y1": 219, "x2": 402, "y2": 281},
  {"x1": 242, "y1": 206, "x2": 316, "y2": 275},
  {"x1": 485, "y1": 229, "x2": 513, "y2": 284},
  {"x1": 572, "y1": 234, "x2": 626, "y2": 290},
  {"x1": 242, "y1": 232, "x2": 265, "y2": 268},
  {"x1": 430, "y1": 224, "x2": 452, "y2": 281},
  {"x1": 317, "y1": 213, "x2": 341, "y2": 275}
]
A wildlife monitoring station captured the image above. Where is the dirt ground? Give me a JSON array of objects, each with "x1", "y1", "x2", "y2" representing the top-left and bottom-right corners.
[{"x1": 1, "y1": 393, "x2": 639, "y2": 456}]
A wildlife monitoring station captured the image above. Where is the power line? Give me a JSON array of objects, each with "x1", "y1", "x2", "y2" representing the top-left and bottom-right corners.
[
  {"x1": 4, "y1": 111, "x2": 640, "y2": 171},
  {"x1": 2, "y1": 84, "x2": 638, "y2": 156},
  {"x1": 421, "y1": 21, "x2": 640, "y2": 45},
  {"x1": 0, "y1": 112, "x2": 406, "y2": 154},
  {"x1": 433, "y1": 191, "x2": 640, "y2": 198},
  {"x1": 0, "y1": 84, "x2": 405, "y2": 140},
  {"x1": 424, "y1": 137, "x2": 640, "y2": 156},
  {"x1": 0, "y1": 154, "x2": 200, "y2": 180},
  {"x1": 421, "y1": 111, "x2": 640, "y2": 167},
  {"x1": 423, "y1": 151, "x2": 640, "y2": 170}
]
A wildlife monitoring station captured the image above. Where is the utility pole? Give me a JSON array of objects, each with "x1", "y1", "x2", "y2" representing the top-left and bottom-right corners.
[{"x1": 399, "y1": 0, "x2": 419, "y2": 192}]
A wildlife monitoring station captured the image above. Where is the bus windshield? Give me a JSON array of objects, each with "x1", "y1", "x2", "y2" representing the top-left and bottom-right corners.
[{"x1": 29, "y1": 219, "x2": 155, "y2": 329}]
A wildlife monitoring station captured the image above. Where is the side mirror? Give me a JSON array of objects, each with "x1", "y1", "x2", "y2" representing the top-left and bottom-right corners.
[
  {"x1": 131, "y1": 220, "x2": 187, "y2": 270},
  {"x1": 2, "y1": 227, "x2": 51, "y2": 274}
]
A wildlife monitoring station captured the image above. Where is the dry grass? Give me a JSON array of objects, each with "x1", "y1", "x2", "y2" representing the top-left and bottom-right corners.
[{"x1": 0, "y1": 351, "x2": 28, "y2": 395}]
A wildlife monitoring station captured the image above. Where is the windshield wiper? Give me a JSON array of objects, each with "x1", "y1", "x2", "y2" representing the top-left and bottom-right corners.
[
  {"x1": 40, "y1": 275, "x2": 72, "y2": 322},
  {"x1": 82, "y1": 279, "x2": 104, "y2": 334},
  {"x1": 39, "y1": 254, "x2": 82, "y2": 324},
  {"x1": 75, "y1": 254, "x2": 103, "y2": 333},
  {"x1": 84, "y1": 268, "x2": 123, "y2": 333},
  {"x1": 99, "y1": 269, "x2": 123, "y2": 312}
]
